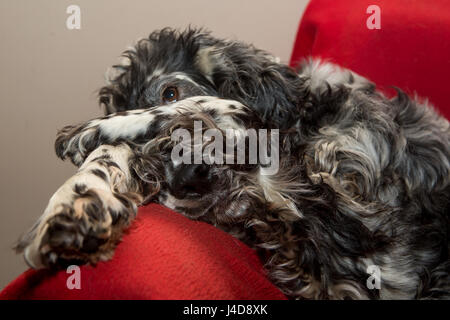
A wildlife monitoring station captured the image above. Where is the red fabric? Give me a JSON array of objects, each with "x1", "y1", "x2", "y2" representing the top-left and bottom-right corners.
[
  {"x1": 0, "y1": 204, "x2": 286, "y2": 300},
  {"x1": 290, "y1": 0, "x2": 450, "y2": 120}
]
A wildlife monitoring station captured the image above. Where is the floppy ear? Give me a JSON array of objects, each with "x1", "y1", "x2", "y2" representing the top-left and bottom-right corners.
[
  {"x1": 194, "y1": 43, "x2": 304, "y2": 129},
  {"x1": 195, "y1": 47, "x2": 217, "y2": 85},
  {"x1": 99, "y1": 55, "x2": 136, "y2": 115}
]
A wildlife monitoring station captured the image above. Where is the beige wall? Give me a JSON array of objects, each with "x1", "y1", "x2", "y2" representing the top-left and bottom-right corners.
[{"x1": 0, "y1": 0, "x2": 309, "y2": 289}]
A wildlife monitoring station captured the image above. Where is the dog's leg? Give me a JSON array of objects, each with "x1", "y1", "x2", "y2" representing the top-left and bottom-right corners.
[
  {"x1": 55, "y1": 96, "x2": 249, "y2": 167},
  {"x1": 17, "y1": 96, "x2": 249, "y2": 269},
  {"x1": 15, "y1": 144, "x2": 143, "y2": 269}
]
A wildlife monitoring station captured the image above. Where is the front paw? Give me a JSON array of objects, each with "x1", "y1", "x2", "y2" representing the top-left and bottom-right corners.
[
  {"x1": 54, "y1": 109, "x2": 154, "y2": 167},
  {"x1": 16, "y1": 185, "x2": 139, "y2": 269},
  {"x1": 55, "y1": 123, "x2": 101, "y2": 166}
]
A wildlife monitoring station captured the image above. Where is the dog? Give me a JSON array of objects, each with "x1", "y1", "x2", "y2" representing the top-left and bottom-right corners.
[{"x1": 16, "y1": 28, "x2": 450, "y2": 299}]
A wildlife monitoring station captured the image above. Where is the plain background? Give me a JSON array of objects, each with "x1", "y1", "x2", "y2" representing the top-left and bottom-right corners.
[{"x1": 0, "y1": 0, "x2": 309, "y2": 289}]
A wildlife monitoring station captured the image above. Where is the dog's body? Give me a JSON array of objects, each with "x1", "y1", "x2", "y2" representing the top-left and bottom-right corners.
[{"x1": 16, "y1": 29, "x2": 450, "y2": 299}]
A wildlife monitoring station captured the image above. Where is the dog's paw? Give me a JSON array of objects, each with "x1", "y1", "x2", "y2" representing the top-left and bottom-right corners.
[
  {"x1": 54, "y1": 109, "x2": 155, "y2": 167},
  {"x1": 16, "y1": 183, "x2": 139, "y2": 269},
  {"x1": 55, "y1": 123, "x2": 102, "y2": 167}
]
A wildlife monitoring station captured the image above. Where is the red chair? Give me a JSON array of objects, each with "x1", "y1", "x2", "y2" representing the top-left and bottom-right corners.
[
  {"x1": 2, "y1": 0, "x2": 449, "y2": 299},
  {"x1": 291, "y1": 0, "x2": 450, "y2": 120}
]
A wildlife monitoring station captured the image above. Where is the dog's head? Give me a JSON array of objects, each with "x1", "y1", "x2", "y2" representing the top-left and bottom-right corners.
[
  {"x1": 100, "y1": 28, "x2": 302, "y2": 222},
  {"x1": 99, "y1": 27, "x2": 302, "y2": 128}
]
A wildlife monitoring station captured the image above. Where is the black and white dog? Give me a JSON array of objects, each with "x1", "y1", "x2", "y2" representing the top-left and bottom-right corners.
[{"x1": 16, "y1": 28, "x2": 450, "y2": 299}]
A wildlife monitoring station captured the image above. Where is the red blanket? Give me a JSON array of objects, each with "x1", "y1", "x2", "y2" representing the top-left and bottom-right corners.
[{"x1": 0, "y1": 204, "x2": 286, "y2": 299}]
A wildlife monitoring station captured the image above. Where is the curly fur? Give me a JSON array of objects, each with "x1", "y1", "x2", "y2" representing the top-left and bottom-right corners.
[{"x1": 16, "y1": 28, "x2": 450, "y2": 299}]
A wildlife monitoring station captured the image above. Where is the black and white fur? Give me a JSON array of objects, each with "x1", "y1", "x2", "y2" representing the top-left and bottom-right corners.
[{"x1": 16, "y1": 28, "x2": 450, "y2": 299}]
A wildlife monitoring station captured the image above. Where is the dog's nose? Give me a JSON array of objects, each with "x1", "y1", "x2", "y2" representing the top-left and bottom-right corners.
[{"x1": 168, "y1": 164, "x2": 211, "y2": 199}]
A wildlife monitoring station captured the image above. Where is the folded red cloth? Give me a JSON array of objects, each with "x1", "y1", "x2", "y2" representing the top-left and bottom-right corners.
[
  {"x1": 291, "y1": 0, "x2": 450, "y2": 120},
  {"x1": 0, "y1": 204, "x2": 286, "y2": 299}
]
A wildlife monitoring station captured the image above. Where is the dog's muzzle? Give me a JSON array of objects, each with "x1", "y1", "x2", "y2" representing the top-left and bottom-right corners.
[{"x1": 167, "y1": 164, "x2": 212, "y2": 199}]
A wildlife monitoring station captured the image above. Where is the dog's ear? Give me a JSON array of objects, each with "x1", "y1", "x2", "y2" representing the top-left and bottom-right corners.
[
  {"x1": 194, "y1": 43, "x2": 304, "y2": 128},
  {"x1": 99, "y1": 50, "x2": 142, "y2": 115},
  {"x1": 194, "y1": 47, "x2": 217, "y2": 85}
]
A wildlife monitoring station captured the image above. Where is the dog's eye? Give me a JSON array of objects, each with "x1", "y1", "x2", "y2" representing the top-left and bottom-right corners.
[{"x1": 162, "y1": 87, "x2": 179, "y2": 104}]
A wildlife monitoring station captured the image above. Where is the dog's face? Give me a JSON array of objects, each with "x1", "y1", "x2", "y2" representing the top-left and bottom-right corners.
[
  {"x1": 99, "y1": 28, "x2": 298, "y2": 221},
  {"x1": 136, "y1": 96, "x2": 262, "y2": 223},
  {"x1": 99, "y1": 28, "x2": 221, "y2": 114},
  {"x1": 98, "y1": 28, "x2": 298, "y2": 120}
]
